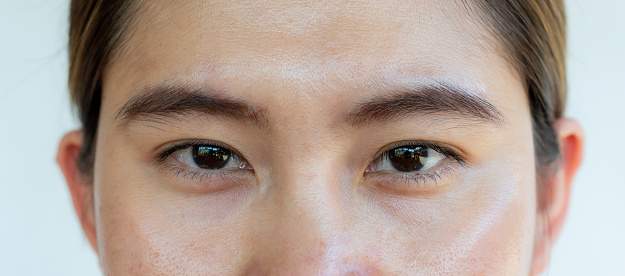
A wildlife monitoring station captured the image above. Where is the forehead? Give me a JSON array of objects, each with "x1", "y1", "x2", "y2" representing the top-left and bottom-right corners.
[{"x1": 106, "y1": 0, "x2": 509, "y2": 95}]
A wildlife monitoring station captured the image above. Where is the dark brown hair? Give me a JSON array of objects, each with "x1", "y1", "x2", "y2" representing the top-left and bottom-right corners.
[
  {"x1": 470, "y1": 0, "x2": 566, "y2": 176},
  {"x1": 68, "y1": 0, "x2": 139, "y2": 173},
  {"x1": 68, "y1": 0, "x2": 566, "y2": 183}
]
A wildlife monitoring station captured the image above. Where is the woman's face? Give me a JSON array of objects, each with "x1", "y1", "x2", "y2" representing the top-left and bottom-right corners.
[{"x1": 91, "y1": 0, "x2": 538, "y2": 274}]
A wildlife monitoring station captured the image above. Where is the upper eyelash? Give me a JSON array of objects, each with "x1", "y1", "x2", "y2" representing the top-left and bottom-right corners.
[
  {"x1": 156, "y1": 139, "x2": 464, "y2": 187},
  {"x1": 155, "y1": 141, "x2": 247, "y2": 185},
  {"x1": 375, "y1": 140, "x2": 467, "y2": 166},
  {"x1": 157, "y1": 140, "x2": 464, "y2": 165},
  {"x1": 366, "y1": 141, "x2": 466, "y2": 188},
  {"x1": 155, "y1": 139, "x2": 238, "y2": 164}
]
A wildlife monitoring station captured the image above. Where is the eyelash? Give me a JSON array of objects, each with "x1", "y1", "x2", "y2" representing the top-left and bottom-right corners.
[
  {"x1": 366, "y1": 141, "x2": 466, "y2": 188},
  {"x1": 376, "y1": 141, "x2": 465, "y2": 163},
  {"x1": 155, "y1": 140, "x2": 466, "y2": 189},
  {"x1": 157, "y1": 140, "x2": 222, "y2": 163},
  {"x1": 155, "y1": 139, "x2": 249, "y2": 183},
  {"x1": 166, "y1": 165, "x2": 229, "y2": 183}
]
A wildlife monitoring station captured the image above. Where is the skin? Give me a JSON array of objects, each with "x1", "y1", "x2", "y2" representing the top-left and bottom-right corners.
[{"x1": 57, "y1": 0, "x2": 584, "y2": 275}]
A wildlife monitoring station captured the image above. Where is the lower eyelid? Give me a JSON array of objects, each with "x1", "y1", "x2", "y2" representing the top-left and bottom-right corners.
[
  {"x1": 364, "y1": 160, "x2": 460, "y2": 193},
  {"x1": 160, "y1": 161, "x2": 254, "y2": 193}
]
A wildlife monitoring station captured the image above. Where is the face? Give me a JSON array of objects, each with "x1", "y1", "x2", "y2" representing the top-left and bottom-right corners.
[{"x1": 92, "y1": 0, "x2": 538, "y2": 274}]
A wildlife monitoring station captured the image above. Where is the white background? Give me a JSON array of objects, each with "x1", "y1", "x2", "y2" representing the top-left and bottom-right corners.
[{"x1": 0, "y1": 0, "x2": 623, "y2": 275}]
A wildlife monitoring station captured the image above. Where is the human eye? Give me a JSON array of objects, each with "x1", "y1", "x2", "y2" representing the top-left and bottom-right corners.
[
  {"x1": 364, "y1": 141, "x2": 466, "y2": 192},
  {"x1": 155, "y1": 139, "x2": 253, "y2": 191}
]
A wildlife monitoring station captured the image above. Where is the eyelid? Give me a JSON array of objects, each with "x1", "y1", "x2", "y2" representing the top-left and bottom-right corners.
[
  {"x1": 154, "y1": 139, "x2": 245, "y2": 165},
  {"x1": 362, "y1": 140, "x2": 467, "y2": 193},
  {"x1": 364, "y1": 161, "x2": 460, "y2": 194},
  {"x1": 371, "y1": 140, "x2": 467, "y2": 167},
  {"x1": 153, "y1": 139, "x2": 254, "y2": 193}
]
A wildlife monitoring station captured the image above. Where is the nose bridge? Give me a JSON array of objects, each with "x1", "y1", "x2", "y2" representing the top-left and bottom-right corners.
[
  {"x1": 243, "y1": 94, "x2": 381, "y2": 273},
  {"x1": 248, "y1": 179, "x2": 384, "y2": 276},
  {"x1": 279, "y1": 161, "x2": 346, "y2": 262},
  {"x1": 249, "y1": 140, "x2": 354, "y2": 273}
]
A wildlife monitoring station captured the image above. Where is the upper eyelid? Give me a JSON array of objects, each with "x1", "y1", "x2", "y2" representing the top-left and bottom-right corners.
[
  {"x1": 155, "y1": 139, "x2": 466, "y2": 170},
  {"x1": 373, "y1": 140, "x2": 466, "y2": 165},
  {"x1": 372, "y1": 151, "x2": 451, "y2": 175},
  {"x1": 155, "y1": 139, "x2": 244, "y2": 164}
]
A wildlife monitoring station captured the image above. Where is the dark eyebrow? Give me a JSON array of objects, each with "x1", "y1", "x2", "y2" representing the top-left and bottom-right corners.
[
  {"x1": 348, "y1": 83, "x2": 505, "y2": 126},
  {"x1": 115, "y1": 85, "x2": 267, "y2": 127}
]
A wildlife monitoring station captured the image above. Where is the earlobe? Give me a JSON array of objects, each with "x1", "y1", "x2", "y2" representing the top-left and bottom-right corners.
[
  {"x1": 531, "y1": 118, "x2": 584, "y2": 275},
  {"x1": 56, "y1": 131, "x2": 98, "y2": 253}
]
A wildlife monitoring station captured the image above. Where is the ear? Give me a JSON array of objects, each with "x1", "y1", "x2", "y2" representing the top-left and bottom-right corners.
[
  {"x1": 531, "y1": 118, "x2": 584, "y2": 275},
  {"x1": 57, "y1": 130, "x2": 98, "y2": 253}
]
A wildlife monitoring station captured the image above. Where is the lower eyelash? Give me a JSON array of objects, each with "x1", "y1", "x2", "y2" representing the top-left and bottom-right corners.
[
  {"x1": 370, "y1": 160, "x2": 460, "y2": 191},
  {"x1": 159, "y1": 160, "x2": 255, "y2": 193},
  {"x1": 164, "y1": 163, "x2": 229, "y2": 183},
  {"x1": 391, "y1": 166, "x2": 448, "y2": 186}
]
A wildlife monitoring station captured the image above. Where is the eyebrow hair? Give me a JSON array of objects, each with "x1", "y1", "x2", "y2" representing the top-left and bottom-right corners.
[
  {"x1": 348, "y1": 83, "x2": 505, "y2": 126},
  {"x1": 116, "y1": 82, "x2": 503, "y2": 131},
  {"x1": 115, "y1": 85, "x2": 267, "y2": 127}
]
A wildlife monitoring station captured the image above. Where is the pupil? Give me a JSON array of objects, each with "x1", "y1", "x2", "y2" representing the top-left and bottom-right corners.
[
  {"x1": 388, "y1": 146, "x2": 427, "y2": 172},
  {"x1": 192, "y1": 146, "x2": 231, "y2": 169}
]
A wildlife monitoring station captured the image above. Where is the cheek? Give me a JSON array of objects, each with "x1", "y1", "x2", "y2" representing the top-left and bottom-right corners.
[
  {"x1": 359, "y1": 147, "x2": 537, "y2": 274},
  {"x1": 438, "y1": 161, "x2": 536, "y2": 275},
  {"x1": 92, "y1": 141, "x2": 253, "y2": 274},
  {"x1": 94, "y1": 181, "x2": 253, "y2": 274}
]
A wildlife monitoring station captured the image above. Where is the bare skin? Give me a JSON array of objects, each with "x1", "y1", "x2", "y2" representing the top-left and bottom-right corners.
[{"x1": 57, "y1": 0, "x2": 583, "y2": 275}]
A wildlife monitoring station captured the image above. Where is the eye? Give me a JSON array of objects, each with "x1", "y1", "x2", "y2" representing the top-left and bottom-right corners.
[
  {"x1": 367, "y1": 145, "x2": 447, "y2": 173},
  {"x1": 171, "y1": 144, "x2": 251, "y2": 170},
  {"x1": 193, "y1": 146, "x2": 230, "y2": 169},
  {"x1": 155, "y1": 140, "x2": 254, "y2": 192}
]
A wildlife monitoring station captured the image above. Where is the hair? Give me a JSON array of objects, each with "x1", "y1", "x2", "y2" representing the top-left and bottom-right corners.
[
  {"x1": 470, "y1": 0, "x2": 566, "y2": 175},
  {"x1": 68, "y1": 0, "x2": 140, "y2": 173},
  {"x1": 464, "y1": 0, "x2": 566, "y2": 214},
  {"x1": 68, "y1": 0, "x2": 566, "y2": 189}
]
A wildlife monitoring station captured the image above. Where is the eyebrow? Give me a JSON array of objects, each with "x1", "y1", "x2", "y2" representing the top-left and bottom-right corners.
[
  {"x1": 115, "y1": 82, "x2": 504, "y2": 130},
  {"x1": 115, "y1": 85, "x2": 267, "y2": 127},
  {"x1": 348, "y1": 83, "x2": 505, "y2": 126}
]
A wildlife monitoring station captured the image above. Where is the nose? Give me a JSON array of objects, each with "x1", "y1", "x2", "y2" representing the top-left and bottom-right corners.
[{"x1": 243, "y1": 169, "x2": 383, "y2": 275}]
